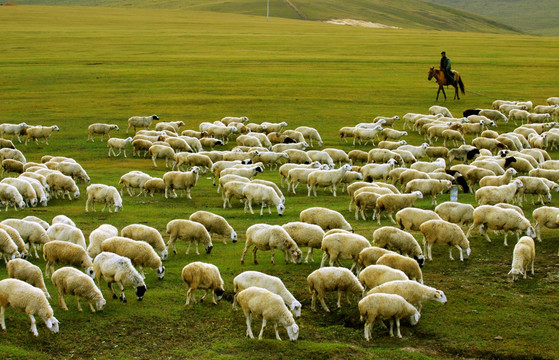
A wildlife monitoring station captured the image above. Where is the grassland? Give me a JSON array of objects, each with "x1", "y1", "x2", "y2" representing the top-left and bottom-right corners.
[{"x1": 0, "y1": 4, "x2": 559, "y2": 359}]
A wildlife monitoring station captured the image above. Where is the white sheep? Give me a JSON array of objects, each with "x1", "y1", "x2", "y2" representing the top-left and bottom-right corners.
[
  {"x1": 320, "y1": 232, "x2": 371, "y2": 272},
  {"x1": 359, "y1": 293, "x2": 420, "y2": 340},
  {"x1": 367, "y1": 148, "x2": 404, "y2": 165},
  {"x1": 155, "y1": 121, "x2": 184, "y2": 132},
  {"x1": 295, "y1": 126, "x2": 323, "y2": 147},
  {"x1": 466, "y1": 205, "x2": 535, "y2": 246},
  {"x1": 405, "y1": 179, "x2": 451, "y2": 206},
  {"x1": 478, "y1": 168, "x2": 517, "y2": 188},
  {"x1": 429, "y1": 105, "x2": 453, "y2": 117},
  {"x1": 1, "y1": 223, "x2": 29, "y2": 259},
  {"x1": 241, "y1": 224, "x2": 301, "y2": 265},
  {"x1": 475, "y1": 179, "x2": 523, "y2": 205},
  {"x1": 307, "y1": 164, "x2": 352, "y2": 197},
  {"x1": 410, "y1": 157, "x2": 446, "y2": 173},
  {"x1": 1, "y1": 159, "x2": 24, "y2": 177},
  {"x1": 46, "y1": 223, "x2": 87, "y2": 249},
  {"x1": 120, "y1": 224, "x2": 168, "y2": 260},
  {"x1": 85, "y1": 184, "x2": 123, "y2": 213},
  {"x1": 181, "y1": 262, "x2": 224, "y2": 305},
  {"x1": 434, "y1": 202, "x2": 474, "y2": 227},
  {"x1": 7, "y1": 259, "x2": 49, "y2": 298},
  {"x1": 357, "y1": 247, "x2": 398, "y2": 270},
  {"x1": 101, "y1": 236, "x2": 165, "y2": 279},
  {"x1": 235, "y1": 286, "x2": 299, "y2": 341},
  {"x1": 118, "y1": 170, "x2": 152, "y2": 196},
  {"x1": 0, "y1": 148, "x2": 26, "y2": 163},
  {"x1": 233, "y1": 271, "x2": 301, "y2": 317},
  {"x1": 307, "y1": 267, "x2": 364, "y2": 312},
  {"x1": 25, "y1": 125, "x2": 59, "y2": 145},
  {"x1": 532, "y1": 206, "x2": 559, "y2": 246},
  {"x1": 367, "y1": 280, "x2": 447, "y2": 313},
  {"x1": 163, "y1": 167, "x2": 199, "y2": 199},
  {"x1": 1, "y1": 177, "x2": 38, "y2": 207},
  {"x1": 358, "y1": 265, "x2": 409, "y2": 293},
  {"x1": 87, "y1": 224, "x2": 119, "y2": 258},
  {"x1": 376, "y1": 253, "x2": 423, "y2": 284},
  {"x1": 51, "y1": 214, "x2": 75, "y2": 227},
  {"x1": 353, "y1": 125, "x2": 382, "y2": 146},
  {"x1": 0, "y1": 183, "x2": 26, "y2": 211},
  {"x1": 149, "y1": 144, "x2": 175, "y2": 168},
  {"x1": 51, "y1": 267, "x2": 106, "y2": 312},
  {"x1": 508, "y1": 236, "x2": 535, "y2": 281},
  {"x1": 516, "y1": 176, "x2": 556, "y2": 205},
  {"x1": 0, "y1": 123, "x2": 28, "y2": 142},
  {"x1": 43, "y1": 240, "x2": 94, "y2": 279},
  {"x1": 300, "y1": 207, "x2": 353, "y2": 231},
  {"x1": 93, "y1": 252, "x2": 147, "y2": 302},
  {"x1": 281, "y1": 222, "x2": 324, "y2": 263},
  {"x1": 188, "y1": 211, "x2": 237, "y2": 245},
  {"x1": 360, "y1": 159, "x2": 397, "y2": 183},
  {"x1": 2, "y1": 219, "x2": 48, "y2": 258},
  {"x1": 373, "y1": 226, "x2": 424, "y2": 265},
  {"x1": 242, "y1": 183, "x2": 285, "y2": 216},
  {"x1": 420, "y1": 220, "x2": 471, "y2": 261},
  {"x1": 107, "y1": 137, "x2": 134, "y2": 157},
  {"x1": 166, "y1": 219, "x2": 213, "y2": 256},
  {"x1": 0, "y1": 278, "x2": 59, "y2": 337},
  {"x1": 395, "y1": 208, "x2": 441, "y2": 232},
  {"x1": 87, "y1": 123, "x2": 119, "y2": 141},
  {"x1": 45, "y1": 172, "x2": 80, "y2": 200},
  {"x1": 55, "y1": 161, "x2": 90, "y2": 184},
  {"x1": 0, "y1": 228, "x2": 20, "y2": 262},
  {"x1": 127, "y1": 115, "x2": 159, "y2": 133},
  {"x1": 375, "y1": 191, "x2": 423, "y2": 225}
]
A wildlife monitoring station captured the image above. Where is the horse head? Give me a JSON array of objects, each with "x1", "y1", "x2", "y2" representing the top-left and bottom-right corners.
[{"x1": 428, "y1": 67, "x2": 436, "y2": 80}]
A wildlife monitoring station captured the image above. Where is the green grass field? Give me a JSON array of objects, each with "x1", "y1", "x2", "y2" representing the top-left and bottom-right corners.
[{"x1": 1, "y1": 5, "x2": 559, "y2": 359}]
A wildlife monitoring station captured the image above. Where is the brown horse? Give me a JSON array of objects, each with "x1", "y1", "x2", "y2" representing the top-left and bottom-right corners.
[{"x1": 428, "y1": 67, "x2": 465, "y2": 101}]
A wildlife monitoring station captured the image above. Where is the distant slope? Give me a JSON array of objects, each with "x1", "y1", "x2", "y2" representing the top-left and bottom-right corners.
[
  {"x1": 13, "y1": 0, "x2": 520, "y2": 34},
  {"x1": 425, "y1": 0, "x2": 558, "y2": 36}
]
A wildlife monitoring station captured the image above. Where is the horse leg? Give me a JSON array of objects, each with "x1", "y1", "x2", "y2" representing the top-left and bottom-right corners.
[
  {"x1": 436, "y1": 86, "x2": 441, "y2": 101},
  {"x1": 441, "y1": 86, "x2": 447, "y2": 101}
]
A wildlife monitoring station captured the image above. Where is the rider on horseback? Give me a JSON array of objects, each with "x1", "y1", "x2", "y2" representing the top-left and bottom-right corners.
[{"x1": 440, "y1": 51, "x2": 455, "y2": 86}]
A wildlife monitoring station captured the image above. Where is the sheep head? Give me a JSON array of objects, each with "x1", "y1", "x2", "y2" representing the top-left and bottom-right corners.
[{"x1": 45, "y1": 317, "x2": 59, "y2": 334}]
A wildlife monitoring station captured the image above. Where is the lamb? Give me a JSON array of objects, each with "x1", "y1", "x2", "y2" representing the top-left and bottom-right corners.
[
  {"x1": 395, "y1": 208, "x2": 442, "y2": 232},
  {"x1": 50, "y1": 267, "x2": 106, "y2": 313},
  {"x1": 0, "y1": 278, "x2": 59, "y2": 337},
  {"x1": 56, "y1": 161, "x2": 90, "y2": 183},
  {"x1": 372, "y1": 226, "x2": 424, "y2": 265},
  {"x1": 166, "y1": 219, "x2": 213, "y2": 255},
  {"x1": 127, "y1": 115, "x2": 159, "y2": 133},
  {"x1": 101, "y1": 236, "x2": 165, "y2": 280},
  {"x1": 1, "y1": 219, "x2": 49, "y2": 258},
  {"x1": 189, "y1": 210, "x2": 237, "y2": 245},
  {"x1": 358, "y1": 265, "x2": 409, "y2": 293},
  {"x1": 235, "y1": 286, "x2": 299, "y2": 341},
  {"x1": 376, "y1": 253, "x2": 423, "y2": 283},
  {"x1": 300, "y1": 207, "x2": 353, "y2": 232},
  {"x1": 149, "y1": 144, "x2": 175, "y2": 168},
  {"x1": 0, "y1": 183, "x2": 26, "y2": 210},
  {"x1": 181, "y1": 262, "x2": 224, "y2": 306},
  {"x1": 87, "y1": 123, "x2": 119, "y2": 141},
  {"x1": 405, "y1": 179, "x2": 451, "y2": 206},
  {"x1": 353, "y1": 125, "x2": 382, "y2": 146},
  {"x1": 320, "y1": 232, "x2": 371, "y2": 272},
  {"x1": 359, "y1": 293, "x2": 420, "y2": 340},
  {"x1": 308, "y1": 164, "x2": 352, "y2": 197},
  {"x1": 307, "y1": 267, "x2": 364, "y2": 312},
  {"x1": 85, "y1": 184, "x2": 123, "y2": 213},
  {"x1": 419, "y1": 220, "x2": 471, "y2": 261},
  {"x1": 429, "y1": 105, "x2": 453, "y2": 118},
  {"x1": 478, "y1": 168, "x2": 517, "y2": 188},
  {"x1": 241, "y1": 224, "x2": 301, "y2": 265},
  {"x1": 43, "y1": 240, "x2": 94, "y2": 280},
  {"x1": 0, "y1": 228, "x2": 20, "y2": 262},
  {"x1": 466, "y1": 205, "x2": 535, "y2": 246},
  {"x1": 360, "y1": 159, "x2": 398, "y2": 182},
  {"x1": 132, "y1": 138, "x2": 153, "y2": 157},
  {"x1": 475, "y1": 179, "x2": 523, "y2": 205},
  {"x1": 25, "y1": 125, "x2": 59, "y2": 145},
  {"x1": 1, "y1": 177, "x2": 38, "y2": 207},
  {"x1": 118, "y1": 170, "x2": 152, "y2": 196},
  {"x1": 45, "y1": 172, "x2": 80, "y2": 200},
  {"x1": 1, "y1": 159, "x2": 24, "y2": 177},
  {"x1": 242, "y1": 183, "x2": 285, "y2": 216},
  {"x1": 294, "y1": 126, "x2": 323, "y2": 147},
  {"x1": 381, "y1": 128, "x2": 407, "y2": 141},
  {"x1": 7, "y1": 259, "x2": 50, "y2": 298},
  {"x1": 277, "y1": 222, "x2": 323, "y2": 264},
  {"x1": 87, "y1": 224, "x2": 118, "y2": 258},
  {"x1": 93, "y1": 252, "x2": 147, "y2": 302},
  {"x1": 46, "y1": 223, "x2": 86, "y2": 249},
  {"x1": 532, "y1": 206, "x2": 559, "y2": 245},
  {"x1": 107, "y1": 137, "x2": 134, "y2": 157},
  {"x1": 434, "y1": 202, "x2": 474, "y2": 227},
  {"x1": 507, "y1": 236, "x2": 536, "y2": 281},
  {"x1": 233, "y1": 271, "x2": 301, "y2": 317},
  {"x1": 0, "y1": 123, "x2": 28, "y2": 142},
  {"x1": 120, "y1": 224, "x2": 168, "y2": 260},
  {"x1": 163, "y1": 167, "x2": 199, "y2": 199},
  {"x1": 375, "y1": 191, "x2": 423, "y2": 225},
  {"x1": 357, "y1": 247, "x2": 398, "y2": 269},
  {"x1": 367, "y1": 280, "x2": 447, "y2": 313}
]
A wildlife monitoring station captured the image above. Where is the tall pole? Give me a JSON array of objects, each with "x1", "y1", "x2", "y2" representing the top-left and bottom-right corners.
[{"x1": 267, "y1": 0, "x2": 269, "y2": 22}]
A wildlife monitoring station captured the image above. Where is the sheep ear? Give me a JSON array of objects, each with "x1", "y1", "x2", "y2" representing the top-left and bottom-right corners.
[{"x1": 435, "y1": 290, "x2": 442, "y2": 299}]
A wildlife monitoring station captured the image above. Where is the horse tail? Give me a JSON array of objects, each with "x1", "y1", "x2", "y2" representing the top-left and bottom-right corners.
[{"x1": 458, "y1": 76, "x2": 465, "y2": 95}]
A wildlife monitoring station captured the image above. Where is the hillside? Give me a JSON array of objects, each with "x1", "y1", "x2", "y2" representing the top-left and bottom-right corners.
[
  {"x1": 425, "y1": 0, "x2": 559, "y2": 36},
  {"x1": 12, "y1": 0, "x2": 521, "y2": 34}
]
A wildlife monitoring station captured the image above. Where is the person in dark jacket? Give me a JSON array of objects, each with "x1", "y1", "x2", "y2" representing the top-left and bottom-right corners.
[{"x1": 440, "y1": 51, "x2": 455, "y2": 86}]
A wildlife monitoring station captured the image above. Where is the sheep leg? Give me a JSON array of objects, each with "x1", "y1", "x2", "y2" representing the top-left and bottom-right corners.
[
  {"x1": 185, "y1": 241, "x2": 192, "y2": 255},
  {"x1": 194, "y1": 240, "x2": 200, "y2": 255},
  {"x1": 29, "y1": 314, "x2": 38, "y2": 337},
  {"x1": 30, "y1": 242, "x2": 39, "y2": 258},
  {"x1": 76, "y1": 296, "x2": 83, "y2": 312},
  {"x1": 531, "y1": 258, "x2": 535, "y2": 275},
  {"x1": 318, "y1": 293, "x2": 330, "y2": 312},
  {"x1": 88, "y1": 302, "x2": 96, "y2": 313},
  {"x1": 274, "y1": 323, "x2": 282, "y2": 341},
  {"x1": 269, "y1": 248, "x2": 275, "y2": 265},
  {"x1": 245, "y1": 312, "x2": 254, "y2": 338},
  {"x1": 251, "y1": 246, "x2": 259, "y2": 265},
  {"x1": 199, "y1": 290, "x2": 208, "y2": 302},
  {"x1": 117, "y1": 282, "x2": 127, "y2": 302},
  {"x1": 258, "y1": 319, "x2": 267, "y2": 340},
  {"x1": 0, "y1": 306, "x2": 5, "y2": 331},
  {"x1": 313, "y1": 185, "x2": 317, "y2": 197},
  {"x1": 186, "y1": 188, "x2": 192, "y2": 200},
  {"x1": 332, "y1": 184, "x2": 337, "y2": 197},
  {"x1": 503, "y1": 233, "x2": 509, "y2": 246},
  {"x1": 57, "y1": 288, "x2": 68, "y2": 311},
  {"x1": 455, "y1": 245, "x2": 464, "y2": 261},
  {"x1": 260, "y1": 202, "x2": 265, "y2": 216},
  {"x1": 336, "y1": 290, "x2": 342, "y2": 309},
  {"x1": 305, "y1": 248, "x2": 313, "y2": 263},
  {"x1": 320, "y1": 252, "x2": 329, "y2": 267},
  {"x1": 388, "y1": 319, "x2": 395, "y2": 337},
  {"x1": 395, "y1": 318, "x2": 403, "y2": 338},
  {"x1": 388, "y1": 213, "x2": 396, "y2": 224},
  {"x1": 364, "y1": 319, "x2": 373, "y2": 341},
  {"x1": 448, "y1": 246, "x2": 455, "y2": 261}
]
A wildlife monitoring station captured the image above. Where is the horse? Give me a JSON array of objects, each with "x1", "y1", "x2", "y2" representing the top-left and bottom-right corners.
[{"x1": 428, "y1": 67, "x2": 465, "y2": 101}]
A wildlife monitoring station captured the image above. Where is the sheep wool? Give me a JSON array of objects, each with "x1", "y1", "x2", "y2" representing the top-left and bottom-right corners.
[
  {"x1": 367, "y1": 280, "x2": 447, "y2": 312},
  {"x1": 7, "y1": 258, "x2": 50, "y2": 299},
  {"x1": 51, "y1": 267, "x2": 106, "y2": 312},
  {"x1": 101, "y1": 236, "x2": 165, "y2": 279},
  {"x1": 166, "y1": 219, "x2": 213, "y2": 256},
  {"x1": 181, "y1": 262, "x2": 224, "y2": 305},
  {"x1": 93, "y1": 252, "x2": 147, "y2": 302},
  {"x1": 420, "y1": 220, "x2": 471, "y2": 262},
  {"x1": 320, "y1": 232, "x2": 371, "y2": 272},
  {"x1": 358, "y1": 264, "x2": 409, "y2": 294},
  {"x1": 509, "y1": 236, "x2": 536, "y2": 281},
  {"x1": 43, "y1": 240, "x2": 94, "y2": 279},
  {"x1": 241, "y1": 224, "x2": 302, "y2": 265},
  {"x1": 307, "y1": 267, "x2": 364, "y2": 312}
]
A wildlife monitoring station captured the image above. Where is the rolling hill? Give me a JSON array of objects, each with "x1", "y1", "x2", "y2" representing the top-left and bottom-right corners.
[{"x1": 13, "y1": 0, "x2": 521, "y2": 34}]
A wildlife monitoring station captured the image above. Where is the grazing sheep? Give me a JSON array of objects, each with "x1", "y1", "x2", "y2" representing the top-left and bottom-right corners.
[
  {"x1": 56, "y1": 161, "x2": 90, "y2": 184},
  {"x1": 1, "y1": 177, "x2": 38, "y2": 207},
  {"x1": 143, "y1": 177, "x2": 165, "y2": 197},
  {"x1": 410, "y1": 158, "x2": 446, "y2": 173},
  {"x1": 149, "y1": 144, "x2": 175, "y2": 168},
  {"x1": 508, "y1": 236, "x2": 535, "y2": 281},
  {"x1": 295, "y1": 126, "x2": 323, "y2": 147},
  {"x1": 131, "y1": 138, "x2": 153, "y2": 157},
  {"x1": 367, "y1": 148, "x2": 404, "y2": 166},
  {"x1": 127, "y1": 115, "x2": 159, "y2": 133},
  {"x1": 478, "y1": 168, "x2": 516, "y2": 188},
  {"x1": 241, "y1": 224, "x2": 301, "y2": 265},
  {"x1": 163, "y1": 167, "x2": 199, "y2": 199},
  {"x1": 307, "y1": 267, "x2": 363, "y2": 312},
  {"x1": 233, "y1": 271, "x2": 301, "y2": 317},
  {"x1": 107, "y1": 137, "x2": 134, "y2": 157},
  {"x1": 300, "y1": 207, "x2": 353, "y2": 232},
  {"x1": 189, "y1": 211, "x2": 237, "y2": 245},
  {"x1": 101, "y1": 236, "x2": 165, "y2": 279},
  {"x1": 308, "y1": 164, "x2": 352, "y2": 197},
  {"x1": 429, "y1": 105, "x2": 452, "y2": 118},
  {"x1": 373, "y1": 226, "x2": 424, "y2": 266},
  {"x1": 281, "y1": 222, "x2": 324, "y2": 263},
  {"x1": 7, "y1": 259, "x2": 50, "y2": 298},
  {"x1": 0, "y1": 223, "x2": 28, "y2": 259},
  {"x1": 51, "y1": 267, "x2": 106, "y2": 312},
  {"x1": 367, "y1": 280, "x2": 447, "y2": 313},
  {"x1": 118, "y1": 170, "x2": 152, "y2": 197},
  {"x1": 45, "y1": 172, "x2": 80, "y2": 200},
  {"x1": 87, "y1": 123, "x2": 119, "y2": 142},
  {"x1": 93, "y1": 252, "x2": 147, "y2": 302},
  {"x1": 375, "y1": 191, "x2": 423, "y2": 225},
  {"x1": 242, "y1": 183, "x2": 285, "y2": 216},
  {"x1": 516, "y1": 176, "x2": 557, "y2": 205},
  {"x1": 166, "y1": 219, "x2": 213, "y2": 256},
  {"x1": 357, "y1": 247, "x2": 398, "y2": 270},
  {"x1": 348, "y1": 149, "x2": 369, "y2": 164},
  {"x1": 85, "y1": 184, "x2": 123, "y2": 213},
  {"x1": 0, "y1": 278, "x2": 59, "y2": 337},
  {"x1": 434, "y1": 202, "x2": 474, "y2": 227},
  {"x1": 376, "y1": 253, "x2": 423, "y2": 284},
  {"x1": 360, "y1": 159, "x2": 398, "y2": 183},
  {"x1": 475, "y1": 179, "x2": 523, "y2": 205},
  {"x1": 1, "y1": 159, "x2": 24, "y2": 178},
  {"x1": 420, "y1": 220, "x2": 471, "y2": 262},
  {"x1": 1, "y1": 219, "x2": 49, "y2": 258},
  {"x1": 87, "y1": 224, "x2": 119, "y2": 259},
  {"x1": 0, "y1": 228, "x2": 20, "y2": 262},
  {"x1": 395, "y1": 208, "x2": 441, "y2": 232},
  {"x1": 46, "y1": 223, "x2": 86, "y2": 249},
  {"x1": 181, "y1": 262, "x2": 224, "y2": 305},
  {"x1": 320, "y1": 232, "x2": 371, "y2": 272},
  {"x1": 359, "y1": 293, "x2": 420, "y2": 340},
  {"x1": 235, "y1": 286, "x2": 299, "y2": 341},
  {"x1": 532, "y1": 206, "x2": 559, "y2": 246},
  {"x1": 466, "y1": 205, "x2": 535, "y2": 246},
  {"x1": 25, "y1": 125, "x2": 59, "y2": 145},
  {"x1": 120, "y1": 224, "x2": 168, "y2": 260},
  {"x1": 43, "y1": 240, "x2": 94, "y2": 279},
  {"x1": 0, "y1": 138, "x2": 15, "y2": 149},
  {"x1": 220, "y1": 165, "x2": 264, "y2": 180},
  {"x1": 405, "y1": 179, "x2": 451, "y2": 206},
  {"x1": 358, "y1": 265, "x2": 409, "y2": 293}
]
